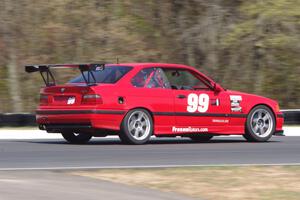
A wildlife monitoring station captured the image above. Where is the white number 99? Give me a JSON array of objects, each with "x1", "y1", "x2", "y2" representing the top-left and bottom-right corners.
[{"x1": 187, "y1": 93, "x2": 209, "y2": 113}]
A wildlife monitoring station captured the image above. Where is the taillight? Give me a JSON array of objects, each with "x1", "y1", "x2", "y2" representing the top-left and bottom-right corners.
[
  {"x1": 40, "y1": 94, "x2": 48, "y2": 105},
  {"x1": 82, "y1": 94, "x2": 102, "y2": 104}
]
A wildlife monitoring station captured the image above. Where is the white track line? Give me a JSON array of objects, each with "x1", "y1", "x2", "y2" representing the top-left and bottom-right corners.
[
  {"x1": 0, "y1": 163, "x2": 300, "y2": 171},
  {"x1": 0, "y1": 126, "x2": 299, "y2": 140},
  {"x1": 282, "y1": 126, "x2": 300, "y2": 136}
]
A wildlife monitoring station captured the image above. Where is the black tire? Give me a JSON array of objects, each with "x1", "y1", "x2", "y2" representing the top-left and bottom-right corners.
[
  {"x1": 189, "y1": 135, "x2": 213, "y2": 142},
  {"x1": 119, "y1": 109, "x2": 153, "y2": 145},
  {"x1": 61, "y1": 132, "x2": 92, "y2": 144},
  {"x1": 243, "y1": 105, "x2": 275, "y2": 142}
]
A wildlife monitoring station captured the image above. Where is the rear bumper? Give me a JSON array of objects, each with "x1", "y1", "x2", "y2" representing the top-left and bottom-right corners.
[
  {"x1": 36, "y1": 109, "x2": 126, "y2": 131},
  {"x1": 39, "y1": 123, "x2": 92, "y2": 133},
  {"x1": 36, "y1": 109, "x2": 125, "y2": 115}
]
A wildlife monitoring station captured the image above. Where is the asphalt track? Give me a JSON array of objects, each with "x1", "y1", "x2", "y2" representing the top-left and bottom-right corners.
[
  {"x1": 0, "y1": 170, "x2": 192, "y2": 200},
  {"x1": 0, "y1": 136, "x2": 300, "y2": 170}
]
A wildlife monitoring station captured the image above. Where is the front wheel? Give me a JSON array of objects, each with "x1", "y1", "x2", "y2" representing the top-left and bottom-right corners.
[
  {"x1": 61, "y1": 132, "x2": 92, "y2": 144},
  {"x1": 243, "y1": 105, "x2": 275, "y2": 142},
  {"x1": 119, "y1": 109, "x2": 153, "y2": 145}
]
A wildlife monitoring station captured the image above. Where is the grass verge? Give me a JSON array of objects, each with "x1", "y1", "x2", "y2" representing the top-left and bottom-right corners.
[{"x1": 71, "y1": 165, "x2": 300, "y2": 200}]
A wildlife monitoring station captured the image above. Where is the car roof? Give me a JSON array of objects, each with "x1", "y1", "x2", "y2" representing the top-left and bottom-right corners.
[{"x1": 106, "y1": 63, "x2": 194, "y2": 70}]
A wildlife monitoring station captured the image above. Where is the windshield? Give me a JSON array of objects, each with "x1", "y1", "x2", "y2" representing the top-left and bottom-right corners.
[{"x1": 69, "y1": 66, "x2": 132, "y2": 84}]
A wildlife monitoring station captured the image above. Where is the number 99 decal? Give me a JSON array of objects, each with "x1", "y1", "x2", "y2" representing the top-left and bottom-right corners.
[{"x1": 187, "y1": 93, "x2": 209, "y2": 113}]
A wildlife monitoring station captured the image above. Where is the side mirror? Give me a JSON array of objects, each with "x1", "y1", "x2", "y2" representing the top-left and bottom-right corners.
[{"x1": 213, "y1": 83, "x2": 223, "y2": 93}]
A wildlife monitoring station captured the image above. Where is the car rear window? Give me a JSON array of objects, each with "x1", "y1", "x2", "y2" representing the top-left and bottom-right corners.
[{"x1": 69, "y1": 66, "x2": 132, "y2": 84}]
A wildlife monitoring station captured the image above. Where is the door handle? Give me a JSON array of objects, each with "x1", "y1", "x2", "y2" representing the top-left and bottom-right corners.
[{"x1": 177, "y1": 94, "x2": 186, "y2": 99}]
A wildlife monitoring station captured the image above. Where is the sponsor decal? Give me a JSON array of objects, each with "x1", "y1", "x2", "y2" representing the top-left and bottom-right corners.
[
  {"x1": 172, "y1": 126, "x2": 208, "y2": 133},
  {"x1": 230, "y1": 95, "x2": 242, "y2": 112},
  {"x1": 95, "y1": 66, "x2": 103, "y2": 71},
  {"x1": 230, "y1": 95, "x2": 242, "y2": 101},
  {"x1": 212, "y1": 119, "x2": 229, "y2": 123}
]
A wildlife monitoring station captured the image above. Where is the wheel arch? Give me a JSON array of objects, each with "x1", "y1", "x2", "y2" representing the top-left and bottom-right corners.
[
  {"x1": 247, "y1": 103, "x2": 276, "y2": 118},
  {"x1": 121, "y1": 106, "x2": 155, "y2": 128}
]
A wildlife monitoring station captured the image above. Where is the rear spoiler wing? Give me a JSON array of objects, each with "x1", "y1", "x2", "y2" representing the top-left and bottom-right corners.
[{"x1": 25, "y1": 63, "x2": 105, "y2": 86}]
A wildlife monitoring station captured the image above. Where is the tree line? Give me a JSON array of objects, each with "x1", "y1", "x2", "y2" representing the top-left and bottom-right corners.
[{"x1": 0, "y1": 0, "x2": 299, "y2": 112}]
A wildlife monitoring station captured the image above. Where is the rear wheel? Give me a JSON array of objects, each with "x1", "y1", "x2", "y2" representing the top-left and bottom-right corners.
[
  {"x1": 189, "y1": 135, "x2": 213, "y2": 142},
  {"x1": 243, "y1": 105, "x2": 275, "y2": 142},
  {"x1": 61, "y1": 132, "x2": 92, "y2": 144},
  {"x1": 120, "y1": 109, "x2": 153, "y2": 145}
]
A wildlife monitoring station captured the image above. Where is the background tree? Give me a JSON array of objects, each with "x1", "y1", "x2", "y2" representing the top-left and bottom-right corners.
[{"x1": 0, "y1": 0, "x2": 299, "y2": 112}]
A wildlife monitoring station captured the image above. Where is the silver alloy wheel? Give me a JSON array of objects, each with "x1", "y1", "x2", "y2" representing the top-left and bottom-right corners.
[
  {"x1": 250, "y1": 108, "x2": 274, "y2": 137},
  {"x1": 127, "y1": 110, "x2": 151, "y2": 141}
]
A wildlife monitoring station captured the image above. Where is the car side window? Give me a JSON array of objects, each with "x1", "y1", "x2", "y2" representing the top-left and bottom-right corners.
[
  {"x1": 131, "y1": 68, "x2": 171, "y2": 89},
  {"x1": 163, "y1": 69, "x2": 211, "y2": 90}
]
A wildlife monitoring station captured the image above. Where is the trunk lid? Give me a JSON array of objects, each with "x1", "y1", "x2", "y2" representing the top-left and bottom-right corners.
[{"x1": 41, "y1": 84, "x2": 95, "y2": 106}]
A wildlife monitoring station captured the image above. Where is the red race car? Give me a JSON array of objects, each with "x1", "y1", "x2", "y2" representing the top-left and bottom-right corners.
[{"x1": 25, "y1": 63, "x2": 284, "y2": 144}]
